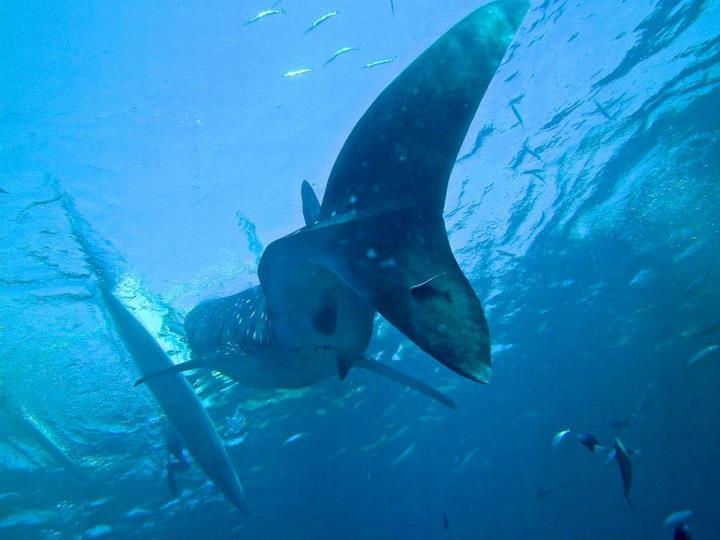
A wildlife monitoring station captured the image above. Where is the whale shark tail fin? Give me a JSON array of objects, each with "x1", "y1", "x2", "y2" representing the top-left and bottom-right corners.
[
  {"x1": 356, "y1": 356, "x2": 457, "y2": 410},
  {"x1": 260, "y1": 1, "x2": 528, "y2": 384}
]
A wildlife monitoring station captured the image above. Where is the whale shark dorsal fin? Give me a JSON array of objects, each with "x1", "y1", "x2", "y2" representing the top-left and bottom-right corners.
[
  {"x1": 301, "y1": 180, "x2": 321, "y2": 225},
  {"x1": 259, "y1": 1, "x2": 529, "y2": 383}
]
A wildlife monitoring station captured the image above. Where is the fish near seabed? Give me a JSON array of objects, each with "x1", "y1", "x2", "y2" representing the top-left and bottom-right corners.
[
  {"x1": 613, "y1": 438, "x2": 633, "y2": 508},
  {"x1": 576, "y1": 432, "x2": 605, "y2": 453},
  {"x1": 138, "y1": 2, "x2": 530, "y2": 406}
]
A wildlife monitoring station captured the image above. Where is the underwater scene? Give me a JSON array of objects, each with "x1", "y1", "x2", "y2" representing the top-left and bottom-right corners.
[{"x1": 1, "y1": 0, "x2": 719, "y2": 538}]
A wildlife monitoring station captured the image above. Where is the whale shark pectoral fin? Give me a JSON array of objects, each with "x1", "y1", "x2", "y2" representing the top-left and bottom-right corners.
[
  {"x1": 356, "y1": 356, "x2": 457, "y2": 410},
  {"x1": 134, "y1": 359, "x2": 206, "y2": 387},
  {"x1": 301, "y1": 180, "x2": 321, "y2": 225}
]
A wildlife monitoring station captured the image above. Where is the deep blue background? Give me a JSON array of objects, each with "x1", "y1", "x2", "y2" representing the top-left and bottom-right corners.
[{"x1": 1, "y1": 0, "x2": 719, "y2": 538}]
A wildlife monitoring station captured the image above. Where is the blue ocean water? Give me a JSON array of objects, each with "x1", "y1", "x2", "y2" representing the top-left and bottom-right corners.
[{"x1": 1, "y1": 0, "x2": 719, "y2": 538}]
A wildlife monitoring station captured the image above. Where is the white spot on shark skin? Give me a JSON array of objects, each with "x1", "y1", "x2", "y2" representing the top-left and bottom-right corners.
[
  {"x1": 349, "y1": 195, "x2": 357, "y2": 204},
  {"x1": 366, "y1": 248, "x2": 378, "y2": 259}
]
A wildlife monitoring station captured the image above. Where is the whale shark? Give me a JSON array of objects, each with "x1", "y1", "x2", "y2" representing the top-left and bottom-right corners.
[
  {"x1": 137, "y1": 1, "x2": 529, "y2": 403},
  {"x1": 59, "y1": 194, "x2": 250, "y2": 516}
]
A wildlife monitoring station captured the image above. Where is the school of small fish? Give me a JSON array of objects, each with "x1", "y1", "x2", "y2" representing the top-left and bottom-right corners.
[{"x1": 244, "y1": 4, "x2": 398, "y2": 77}]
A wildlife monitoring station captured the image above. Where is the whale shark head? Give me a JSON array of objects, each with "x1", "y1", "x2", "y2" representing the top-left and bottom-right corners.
[{"x1": 258, "y1": 0, "x2": 529, "y2": 383}]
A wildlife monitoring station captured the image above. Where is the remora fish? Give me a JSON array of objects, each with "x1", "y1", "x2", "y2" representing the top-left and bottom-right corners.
[
  {"x1": 138, "y1": 2, "x2": 530, "y2": 409},
  {"x1": 59, "y1": 193, "x2": 249, "y2": 515},
  {"x1": 613, "y1": 438, "x2": 633, "y2": 508}
]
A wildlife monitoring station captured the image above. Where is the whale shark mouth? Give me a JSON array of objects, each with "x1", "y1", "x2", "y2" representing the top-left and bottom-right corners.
[{"x1": 259, "y1": 0, "x2": 529, "y2": 384}]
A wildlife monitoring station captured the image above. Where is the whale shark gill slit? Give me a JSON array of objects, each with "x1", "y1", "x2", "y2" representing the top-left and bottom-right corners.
[
  {"x1": 312, "y1": 288, "x2": 338, "y2": 335},
  {"x1": 259, "y1": 0, "x2": 529, "y2": 383}
]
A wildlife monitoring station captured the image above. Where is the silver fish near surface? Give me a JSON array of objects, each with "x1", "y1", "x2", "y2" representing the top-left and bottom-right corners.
[
  {"x1": 325, "y1": 47, "x2": 356, "y2": 66},
  {"x1": 305, "y1": 11, "x2": 338, "y2": 33},
  {"x1": 364, "y1": 58, "x2": 395, "y2": 68},
  {"x1": 245, "y1": 9, "x2": 283, "y2": 25},
  {"x1": 283, "y1": 68, "x2": 312, "y2": 78}
]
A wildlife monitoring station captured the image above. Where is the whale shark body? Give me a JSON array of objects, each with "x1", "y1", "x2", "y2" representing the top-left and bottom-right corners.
[
  {"x1": 139, "y1": 1, "x2": 529, "y2": 403},
  {"x1": 62, "y1": 0, "x2": 528, "y2": 515}
]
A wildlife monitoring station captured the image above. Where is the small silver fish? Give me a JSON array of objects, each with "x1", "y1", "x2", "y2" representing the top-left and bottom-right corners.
[
  {"x1": 364, "y1": 58, "x2": 394, "y2": 68},
  {"x1": 391, "y1": 442, "x2": 416, "y2": 466},
  {"x1": 306, "y1": 11, "x2": 338, "y2": 33},
  {"x1": 664, "y1": 510, "x2": 693, "y2": 528},
  {"x1": 687, "y1": 344, "x2": 719, "y2": 366},
  {"x1": 282, "y1": 432, "x2": 307, "y2": 445},
  {"x1": 283, "y1": 68, "x2": 312, "y2": 78},
  {"x1": 325, "y1": 47, "x2": 356, "y2": 65},
  {"x1": 552, "y1": 429, "x2": 572, "y2": 449},
  {"x1": 246, "y1": 9, "x2": 283, "y2": 25}
]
